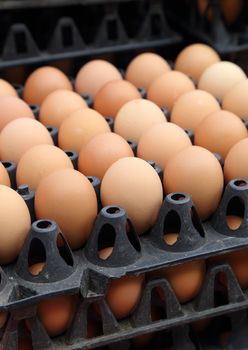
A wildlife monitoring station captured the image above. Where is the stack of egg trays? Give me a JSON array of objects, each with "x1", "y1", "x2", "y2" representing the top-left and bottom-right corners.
[
  {"x1": 1, "y1": 149, "x2": 248, "y2": 350},
  {"x1": 0, "y1": 0, "x2": 181, "y2": 70},
  {"x1": 164, "y1": 0, "x2": 248, "y2": 55}
]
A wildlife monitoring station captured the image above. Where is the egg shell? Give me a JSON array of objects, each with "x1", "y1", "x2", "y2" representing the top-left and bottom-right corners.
[
  {"x1": 58, "y1": 108, "x2": 111, "y2": 153},
  {"x1": 0, "y1": 185, "x2": 31, "y2": 264},
  {"x1": 0, "y1": 79, "x2": 18, "y2": 97},
  {"x1": 75, "y1": 60, "x2": 122, "y2": 99},
  {"x1": 224, "y1": 138, "x2": 248, "y2": 183},
  {"x1": 18, "y1": 338, "x2": 33, "y2": 350},
  {"x1": 16, "y1": 144, "x2": 73, "y2": 191},
  {"x1": 194, "y1": 110, "x2": 247, "y2": 159},
  {"x1": 197, "y1": 0, "x2": 243, "y2": 24},
  {"x1": 114, "y1": 99, "x2": 167, "y2": 143},
  {"x1": 125, "y1": 52, "x2": 171, "y2": 89},
  {"x1": 0, "y1": 118, "x2": 53, "y2": 163},
  {"x1": 0, "y1": 96, "x2": 34, "y2": 131},
  {"x1": 222, "y1": 79, "x2": 248, "y2": 120},
  {"x1": 163, "y1": 146, "x2": 224, "y2": 220},
  {"x1": 78, "y1": 132, "x2": 134, "y2": 180},
  {"x1": 23, "y1": 66, "x2": 72, "y2": 105},
  {"x1": 147, "y1": 71, "x2": 195, "y2": 111},
  {"x1": 101, "y1": 157, "x2": 163, "y2": 234},
  {"x1": 191, "y1": 317, "x2": 211, "y2": 333},
  {"x1": 39, "y1": 89, "x2": 88, "y2": 128},
  {"x1": 0, "y1": 162, "x2": 11, "y2": 187},
  {"x1": 137, "y1": 122, "x2": 192, "y2": 170},
  {"x1": 93, "y1": 80, "x2": 141, "y2": 119},
  {"x1": 35, "y1": 169, "x2": 97, "y2": 249},
  {"x1": 226, "y1": 215, "x2": 242, "y2": 230},
  {"x1": 198, "y1": 61, "x2": 246, "y2": 101},
  {"x1": 175, "y1": 44, "x2": 220, "y2": 82},
  {"x1": 170, "y1": 89, "x2": 221, "y2": 131}
]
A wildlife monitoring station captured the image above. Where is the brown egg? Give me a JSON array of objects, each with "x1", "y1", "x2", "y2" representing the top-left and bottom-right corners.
[
  {"x1": 224, "y1": 138, "x2": 248, "y2": 183},
  {"x1": 0, "y1": 118, "x2": 53, "y2": 163},
  {"x1": 29, "y1": 262, "x2": 45, "y2": 276},
  {"x1": 0, "y1": 162, "x2": 11, "y2": 187},
  {"x1": 0, "y1": 96, "x2": 34, "y2": 131},
  {"x1": 39, "y1": 89, "x2": 88, "y2": 128},
  {"x1": 0, "y1": 79, "x2": 18, "y2": 97},
  {"x1": 195, "y1": 110, "x2": 247, "y2": 159},
  {"x1": 125, "y1": 52, "x2": 171, "y2": 89},
  {"x1": 197, "y1": 0, "x2": 243, "y2": 24},
  {"x1": 175, "y1": 44, "x2": 220, "y2": 83},
  {"x1": 151, "y1": 260, "x2": 205, "y2": 303},
  {"x1": 78, "y1": 133, "x2": 134, "y2": 180},
  {"x1": 163, "y1": 146, "x2": 224, "y2": 220},
  {"x1": 94, "y1": 80, "x2": 141, "y2": 119},
  {"x1": 137, "y1": 122, "x2": 192, "y2": 170},
  {"x1": 191, "y1": 318, "x2": 211, "y2": 333},
  {"x1": 226, "y1": 215, "x2": 242, "y2": 230},
  {"x1": 16, "y1": 144, "x2": 73, "y2": 191},
  {"x1": 222, "y1": 79, "x2": 248, "y2": 120},
  {"x1": 58, "y1": 108, "x2": 111, "y2": 153},
  {"x1": 198, "y1": 61, "x2": 246, "y2": 101},
  {"x1": 18, "y1": 338, "x2": 33, "y2": 350},
  {"x1": 101, "y1": 157, "x2": 163, "y2": 234},
  {"x1": 75, "y1": 60, "x2": 122, "y2": 99},
  {"x1": 147, "y1": 71, "x2": 195, "y2": 111},
  {"x1": 171, "y1": 89, "x2": 221, "y2": 131},
  {"x1": 23, "y1": 66, "x2": 72, "y2": 105},
  {"x1": 0, "y1": 185, "x2": 30, "y2": 264},
  {"x1": 114, "y1": 99, "x2": 166, "y2": 143},
  {"x1": 35, "y1": 169, "x2": 97, "y2": 249}
]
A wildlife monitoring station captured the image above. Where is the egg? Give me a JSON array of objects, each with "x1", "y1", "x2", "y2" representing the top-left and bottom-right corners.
[
  {"x1": 191, "y1": 318, "x2": 211, "y2": 333},
  {"x1": 16, "y1": 144, "x2": 73, "y2": 191},
  {"x1": 0, "y1": 79, "x2": 18, "y2": 97},
  {"x1": 101, "y1": 157, "x2": 163, "y2": 234},
  {"x1": 39, "y1": 89, "x2": 88, "y2": 128},
  {"x1": 195, "y1": 110, "x2": 247, "y2": 159},
  {"x1": 78, "y1": 133, "x2": 134, "y2": 180},
  {"x1": 0, "y1": 185, "x2": 30, "y2": 264},
  {"x1": 0, "y1": 118, "x2": 53, "y2": 163},
  {"x1": 125, "y1": 52, "x2": 171, "y2": 89},
  {"x1": 35, "y1": 169, "x2": 97, "y2": 249},
  {"x1": 75, "y1": 60, "x2": 122, "y2": 99},
  {"x1": 0, "y1": 96, "x2": 34, "y2": 131},
  {"x1": 170, "y1": 89, "x2": 221, "y2": 131},
  {"x1": 23, "y1": 66, "x2": 72, "y2": 105},
  {"x1": 224, "y1": 138, "x2": 248, "y2": 183},
  {"x1": 226, "y1": 215, "x2": 243, "y2": 230},
  {"x1": 114, "y1": 99, "x2": 166, "y2": 143},
  {"x1": 0, "y1": 162, "x2": 11, "y2": 187},
  {"x1": 175, "y1": 44, "x2": 220, "y2": 83},
  {"x1": 137, "y1": 122, "x2": 192, "y2": 170},
  {"x1": 58, "y1": 108, "x2": 111, "y2": 153},
  {"x1": 147, "y1": 71, "x2": 195, "y2": 110},
  {"x1": 163, "y1": 146, "x2": 224, "y2": 220},
  {"x1": 197, "y1": 0, "x2": 243, "y2": 24},
  {"x1": 18, "y1": 337, "x2": 33, "y2": 350},
  {"x1": 198, "y1": 61, "x2": 246, "y2": 101},
  {"x1": 93, "y1": 80, "x2": 141, "y2": 119},
  {"x1": 222, "y1": 79, "x2": 248, "y2": 120}
]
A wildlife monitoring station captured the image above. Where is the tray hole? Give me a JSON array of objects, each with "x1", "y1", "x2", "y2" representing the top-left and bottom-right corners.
[
  {"x1": 87, "y1": 304, "x2": 103, "y2": 338},
  {"x1": 36, "y1": 220, "x2": 52, "y2": 229},
  {"x1": 14, "y1": 31, "x2": 27, "y2": 54},
  {"x1": 171, "y1": 193, "x2": 186, "y2": 201},
  {"x1": 65, "y1": 151, "x2": 74, "y2": 158},
  {"x1": 214, "y1": 272, "x2": 229, "y2": 307},
  {"x1": 151, "y1": 14, "x2": 162, "y2": 36},
  {"x1": 56, "y1": 234, "x2": 73, "y2": 267},
  {"x1": 62, "y1": 25, "x2": 73, "y2": 47},
  {"x1": 234, "y1": 179, "x2": 247, "y2": 187},
  {"x1": 28, "y1": 238, "x2": 46, "y2": 273},
  {"x1": 107, "y1": 19, "x2": 118, "y2": 40},
  {"x1": 191, "y1": 207, "x2": 205, "y2": 238},
  {"x1": 163, "y1": 210, "x2": 180, "y2": 246},
  {"x1": 106, "y1": 207, "x2": 120, "y2": 215},
  {"x1": 2, "y1": 161, "x2": 12, "y2": 169},
  {"x1": 98, "y1": 224, "x2": 116, "y2": 259},
  {"x1": 126, "y1": 219, "x2": 141, "y2": 252},
  {"x1": 151, "y1": 287, "x2": 167, "y2": 321},
  {"x1": 226, "y1": 197, "x2": 244, "y2": 229}
]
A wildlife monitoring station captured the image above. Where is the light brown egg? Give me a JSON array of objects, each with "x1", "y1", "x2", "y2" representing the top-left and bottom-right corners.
[
  {"x1": 16, "y1": 144, "x2": 73, "y2": 191},
  {"x1": 175, "y1": 44, "x2": 220, "y2": 83},
  {"x1": 58, "y1": 108, "x2": 111, "y2": 153},
  {"x1": 114, "y1": 99, "x2": 166, "y2": 143},
  {"x1": 0, "y1": 185, "x2": 30, "y2": 264},
  {"x1": 171, "y1": 89, "x2": 221, "y2": 131},
  {"x1": 35, "y1": 169, "x2": 97, "y2": 249},
  {"x1": 147, "y1": 71, "x2": 195, "y2": 111},
  {"x1": 197, "y1": 0, "x2": 243, "y2": 24},
  {"x1": 0, "y1": 162, "x2": 11, "y2": 187},
  {"x1": 195, "y1": 110, "x2": 247, "y2": 159},
  {"x1": 75, "y1": 60, "x2": 122, "y2": 99},
  {"x1": 23, "y1": 66, "x2": 72, "y2": 105},
  {"x1": 125, "y1": 52, "x2": 171, "y2": 89},
  {"x1": 39, "y1": 89, "x2": 88, "y2": 128},
  {"x1": 224, "y1": 138, "x2": 248, "y2": 183},
  {"x1": 198, "y1": 61, "x2": 246, "y2": 101},
  {"x1": 101, "y1": 157, "x2": 163, "y2": 234},
  {"x1": 78, "y1": 132, "x2": 134, "y2": 180},
  {"x1": 163, "y1": 146, "x2": 224, "y2": 220},
  {"x1": 0, "y1": 79, "x2": 18, "y2": 97},
  {"x1": 0, "y1": 118, "x2": 53, "y2": 163},
  {"x1": 137, "y1": 122, "x2": 192, "y2": 170},
  {"x1": 0, "y1": 96, "x2": 34, "y2": 131},
  {"x1": 222, "y1": 79, "x2": 248, "y2": 120},
  {"x1": 93, "y1": 80, "x2": 141, "y2": 119},
  {"x1": 226, "y1": 215, "x2": 243, "y2": 230}
]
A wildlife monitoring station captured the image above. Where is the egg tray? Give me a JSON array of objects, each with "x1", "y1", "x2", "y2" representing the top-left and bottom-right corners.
[{"x1": 0, "y1": 0, "x2": 181, "y2": 70}]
